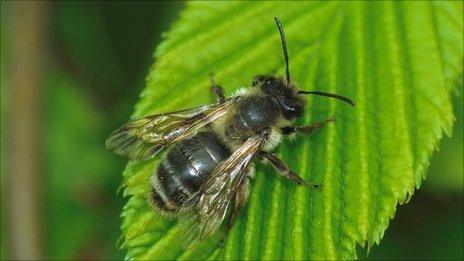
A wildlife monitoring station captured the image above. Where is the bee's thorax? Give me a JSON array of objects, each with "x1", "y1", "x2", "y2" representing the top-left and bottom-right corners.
[{"x1": 224, "y1": 94, "x2": 282, "y2": 143}]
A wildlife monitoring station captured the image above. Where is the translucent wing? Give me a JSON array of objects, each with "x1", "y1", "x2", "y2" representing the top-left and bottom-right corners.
[
  {"x1": 105, "y1": 99, "x2": 235, "y2": 160},
  {"x1": 186, "y1": 135, "x2": 266, "y2": 243}
]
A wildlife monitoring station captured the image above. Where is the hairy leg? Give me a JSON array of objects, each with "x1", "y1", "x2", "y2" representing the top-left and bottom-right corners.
[
  {"x1": 229, "y1": 177, "x2": 250, "y2": 229},
  {"x1": 260, "y1": 151, "x2": 321, "y2": 190},
  {"x1": 281, "y1": 117, "x2": 335, "y2": 135},
  {"x1": 218, "y1": 177, "x2": 250, "y2": 248},
  {"x1": 210, "y1": 74, "x2": 225, "y2": 103}
]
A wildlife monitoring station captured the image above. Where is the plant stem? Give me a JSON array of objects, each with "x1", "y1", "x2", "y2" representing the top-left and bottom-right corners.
[{"x1": 7, "y1": 1, "x2": 46, "y2": 259}]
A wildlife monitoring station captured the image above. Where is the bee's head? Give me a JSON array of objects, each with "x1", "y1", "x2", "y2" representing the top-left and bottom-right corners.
[
  {"x1": 253, "y1": 75, "x2": 305, "y2": 120},
  {"x1": 252, "y1": 17, "x2": 355, "y2": 120},
  {"x1": 252, "y1": 18, "x2": 304, "y2": 120}
]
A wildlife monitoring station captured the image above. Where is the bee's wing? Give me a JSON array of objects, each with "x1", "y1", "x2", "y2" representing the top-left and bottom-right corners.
[
  {"x1": 105, "y1": 99, "x2": 235, "y2": 160},
  {"x1": 185, "y1": 135, "x2": 266, "y2": 244}
]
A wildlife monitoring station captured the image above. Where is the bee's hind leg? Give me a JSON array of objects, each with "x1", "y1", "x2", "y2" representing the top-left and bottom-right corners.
[
  {"x1": 281, "y1": 117, "x2": 335, "y2": 136},
  {"x1": 209, "y1": 73, "x2": 225, "y2": 104},
  {"x1": 229, "y1": 177, "x2": 250, "y2": 229},
  {"x1": 259, "y1": 152, "x2": 322, "y2": 190},
  {"x1": 218, "y1": 177, "x2": 250, "y2": 247}
]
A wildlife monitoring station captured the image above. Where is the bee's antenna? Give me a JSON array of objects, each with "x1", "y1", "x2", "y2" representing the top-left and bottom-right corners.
[
  {"x1": 274, "y1": 17, "x2": 291, "y2": 85},
  {"x1": 298, "y1": 90, "x2": 355, "y2": 106}
]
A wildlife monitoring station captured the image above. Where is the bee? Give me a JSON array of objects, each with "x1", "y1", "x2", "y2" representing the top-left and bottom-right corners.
[{"x1": 106, "y1": 17, "x2": 354, "y2": 244}]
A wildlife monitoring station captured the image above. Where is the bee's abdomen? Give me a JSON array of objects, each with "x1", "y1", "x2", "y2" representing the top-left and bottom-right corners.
[{"x1": 150, "y1": 131, "x2": 231, "y2": 213}]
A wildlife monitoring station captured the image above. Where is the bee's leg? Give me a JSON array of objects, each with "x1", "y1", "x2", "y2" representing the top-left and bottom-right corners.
[
  {"x1": 218, "y1": 177, "x2": 250, "y2": 247},
  {"x1": 209, "y1": 73, "x2": 225, "y2": 103},
  {"x1": 229, "y1": 177, "x2": 250, "y2": 229},
  {"x1": 281, "y1": 117, "x2": 335, "y2": 135},
  {"x1": 259, "y1": 152, "x2": 322, "y2": 190}
]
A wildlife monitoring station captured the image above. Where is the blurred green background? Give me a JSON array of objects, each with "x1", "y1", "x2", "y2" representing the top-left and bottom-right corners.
[{"x1": 0, "y1": 1, "x2": 462, "y2": 260}]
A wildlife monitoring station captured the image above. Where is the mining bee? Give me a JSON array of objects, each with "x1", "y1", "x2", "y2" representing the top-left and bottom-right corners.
[{"x1": 106, "y1": 17, "x2": 354, "y2": 244}]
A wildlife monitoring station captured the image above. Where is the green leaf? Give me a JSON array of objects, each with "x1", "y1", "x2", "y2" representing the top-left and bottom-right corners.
[{"x1": 119, "y1": 2, "x2": 463, "y2": 260}]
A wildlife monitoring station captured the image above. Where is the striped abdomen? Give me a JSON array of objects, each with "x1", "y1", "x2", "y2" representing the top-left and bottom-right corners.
[{"x1": 150, "y1": 131, "x2": 231, "y2": 213}]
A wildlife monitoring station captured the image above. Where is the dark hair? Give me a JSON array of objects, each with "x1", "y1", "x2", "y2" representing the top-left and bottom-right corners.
[{"x1": 258, "y1": 76, "x2": 305, "y2": 120}]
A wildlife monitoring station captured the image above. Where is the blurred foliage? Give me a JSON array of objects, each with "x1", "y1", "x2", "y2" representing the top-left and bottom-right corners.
[
  {"x1": 41, "y1": 70, "x2": 124, "y2": 259},
  {"x1": 41, "y1": 2, "x2": 183, "y2": 259},
  {"x1": 0, "y1": 1, "x2": 462, "y2": 260},
  {"x1": 365, "y1": 190, "x2": 463, "y2": 260},
  {"x1": 119, "y1": 1, "x2": 463, "y2": 260},
  {"x1": 1, "y1": 1, "x2": 182, "y2": 260}
]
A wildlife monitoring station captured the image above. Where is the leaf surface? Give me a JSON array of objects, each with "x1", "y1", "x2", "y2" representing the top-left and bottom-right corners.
[{"x1": 120, "y1": 2, "x2": 463, "y2": 260}]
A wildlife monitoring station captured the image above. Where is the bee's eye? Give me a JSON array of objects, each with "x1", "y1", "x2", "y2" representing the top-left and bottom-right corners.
[
  {"x1": 279, "y1": 98, "x2": 304, "y2": 119},
  {"x1": 265, "y1": 78, "x2": 278, "y2": 89}
]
